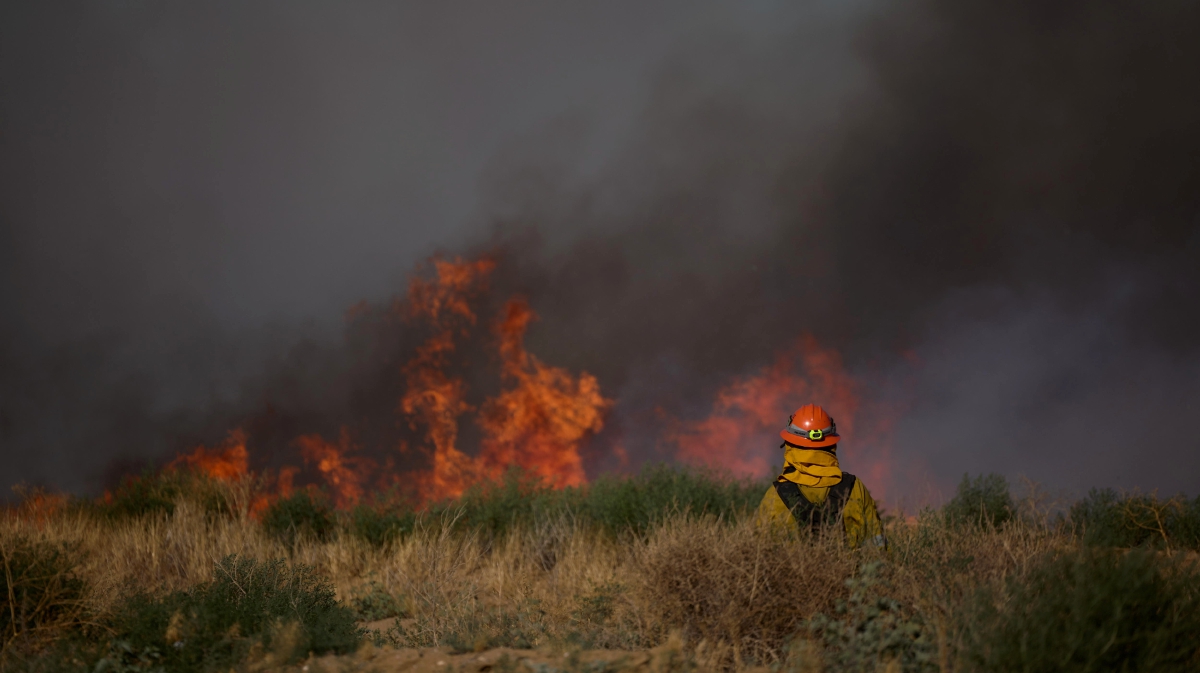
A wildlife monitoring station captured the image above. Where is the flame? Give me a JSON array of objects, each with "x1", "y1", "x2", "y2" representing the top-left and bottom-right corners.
[
  {"x1": 399, "y1": 257, "x2": 495, "y2": 501},
  {"x1": 135, "y1": 255, "x2": 900, "y2": 514},
  {"x1": 165, "y1": 257, "x2": 507, "y2": 510},
  {"x1": 477, "y1": 299, "x2": 612, "y2": 488},
  {"x1": 399, "y1": 330, "x2": 478, "y2": 501},
  {"x1": 397, "y1": 264, "x2": 610, "y2": 499},
  {"x1": 10, "y1": 489, "x2": 67, "y2": 528},
  {"x1": 665, "y1": 334, "x2": 895, "y2": 499},
  {"x1": 167, "y1": 430, "x2": 249, "y2": 481},
  {"x1": 404, "y1": 257, "x2": 497, "y2": 325},
  {"x1": 297, "y1": 428, "x2": 374, "y2": 509},
  {"x1": 249, "y1": 466, "x2": 298, "y2": 517}
]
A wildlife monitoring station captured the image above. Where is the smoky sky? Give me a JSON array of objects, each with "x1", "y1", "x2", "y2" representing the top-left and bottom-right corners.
[{"x1": 2, "y1": 0, "x2": 1198, "y2": 501}]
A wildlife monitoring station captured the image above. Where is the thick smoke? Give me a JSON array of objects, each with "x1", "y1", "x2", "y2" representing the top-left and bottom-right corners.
[
  {"x1": 3, "y1": 0, "x2": 1198, "y2": 500},
  {"x1": 0, "y1": 0, "x2": 739, "y2": 494},
  {"x1": 476, "y1": 0, "x2": 1200, "y2": 498}
]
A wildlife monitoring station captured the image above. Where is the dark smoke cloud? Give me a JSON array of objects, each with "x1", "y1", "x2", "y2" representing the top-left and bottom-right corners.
[
  {"x1": 1, "y1": 0, "x2": 768, "y2": 493},
  {"x1": 480, "y1": 0, "x2": 1200, "y2": 497},
  {"x1": 3, "y1": 0, "x2": 1198, "y2": 500}
]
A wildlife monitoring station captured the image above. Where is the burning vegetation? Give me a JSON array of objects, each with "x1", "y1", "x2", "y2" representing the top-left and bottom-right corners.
[
  {"x1": 164, "y1": 255, "x2": 615, "y2": 512},
  {"x1": 662, "y1": 335, "x2": 896, "y2": 497},
  {"x1": 159, "y1": 255, "x2": 896, "y2": 515},
  {"x1": 5, "y1": 463, "x2": 1200, "y2": 672}
]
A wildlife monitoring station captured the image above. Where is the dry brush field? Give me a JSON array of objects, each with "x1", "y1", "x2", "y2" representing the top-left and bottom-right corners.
[{"x1": 2, "y1": 468, "x2": 1198, "y2": 673}]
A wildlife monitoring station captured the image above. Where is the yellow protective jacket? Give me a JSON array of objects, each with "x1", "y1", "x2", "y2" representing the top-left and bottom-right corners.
[{"x1": 756, "y1": 472, "x2": 886, "y2": 549}]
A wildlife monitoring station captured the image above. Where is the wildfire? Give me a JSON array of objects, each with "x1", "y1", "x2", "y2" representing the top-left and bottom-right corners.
[
  {"x1": 398, "y1": 263, "x2": 610, "y2": 500},
  {"x1": 159, "y1": 255, "x2": 612, "y2": 510},
  {"x1": 8, "y1": 489, "x2": 67, "y2": 528},
  {"x1": 665, "y1": 334, "x2": 895, "y2": 500},
  {"x1": 117, "y1": 256, "x2": 895, "y2": 515},
  {"x1": 167, "y1": 430, "x2": 249, "y2": 481},
  {"x1": 249, "y1": 467, "x2": 298, "y2": 517},
  {"x1": 399, "y1": 257, "x2": 495, "y2": 502},
  {"x1": 297, "y1": 429, "x2": 373, "y2": 509},
  {"x1": 477, "y1": 299, "x2": 611, "y2": 488}
]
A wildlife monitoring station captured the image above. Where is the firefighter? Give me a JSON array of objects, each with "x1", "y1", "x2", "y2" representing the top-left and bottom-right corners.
[{"x1": 756, "y1": 404, "x2": 886, "y2": 549}]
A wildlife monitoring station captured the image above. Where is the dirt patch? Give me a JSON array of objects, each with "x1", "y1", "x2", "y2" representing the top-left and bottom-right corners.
[{"x1": 287, "y1": 637, "x2": 757, "y2": 673}]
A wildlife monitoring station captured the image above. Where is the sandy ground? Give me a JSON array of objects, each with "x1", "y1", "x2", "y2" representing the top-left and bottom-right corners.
[
  {"x1": 285, "y1": 622, "x2": 761, "y2": 673},
  {"x1": 296, "y1": 645, "x2": 669, "y2": 673}
]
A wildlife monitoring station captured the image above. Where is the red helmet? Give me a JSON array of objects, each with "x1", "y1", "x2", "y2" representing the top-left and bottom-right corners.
[{"x1": 780, "y1": 404, "x2": 839, "y2": 447}]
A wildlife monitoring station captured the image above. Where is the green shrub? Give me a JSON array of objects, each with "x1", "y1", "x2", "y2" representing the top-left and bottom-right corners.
[
  {"x1": 433, "y1": 468, "x2": 573, "y2": 539},
  {"x1": 960, "y1": 547, "x2": 1200, "y2": 672},
  {"x1": 583, "y1": 463, "x2": 764, "y2": 537},
  {"x1": 93, "y1": 471, "x2": 180, "y2": 520},
  {"x1": 1071, "y1": 488, "x2": 1140, "y2": 548},
  {"x1": 72, "y1": 470, "x2": 240, "y2": 524},
  {"x1": 0, "y1": 537, "x2": 89, "y2": 657},
  {"x1": 1170, "y1": 495, "x2": 1200, "y2": 551},
  {"x1": 261, "y1": 490, "x2": 336, "y2": 546},
  {"x1": 1072, "y1": 489, "x2": 1200, "y2": 551},
  {"x1": 424, "y1": 465, "x2": 763, "y2": 539},
  {"x1": 349, "y1": 580, "x2": 407, "y2": 622},
  {"x1": 799, "y1": 562, "x2": 938, "y2": 673},
  {"x1": 102, "y1": 555, "x2": 360, "y2": 672},
  {"x1": 348, "y1": 504, "x2": 417, "y2": 547},
  {"x1": 942, "y1": 473, "x2": 1014, "y2": 529}
]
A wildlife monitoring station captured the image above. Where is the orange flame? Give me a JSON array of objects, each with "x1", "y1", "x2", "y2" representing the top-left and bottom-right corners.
[
  {"x1": 478, "y1": 299, "x2": 612, "y2": 488},
  {"x1": 404, "y1": 257, "x2": 497, "y2": 325},
  {"x1": 167, "y1": 429, "x2": 249, "y2": 481},
  {"x1": 297, "y1": 428, "x2": 374, "y2": 509},
  {"x1": 144, "y1": 254, "x2": 905, "y2": 514},
  {"x1": 10, "y1": 489, "x2": 67, "y2": 528},
  {"x1": 249, "y1": 466, "x2": 298, "y2": 517},
  {"x1": 399, "y1": 257, "x2": 496, "y2": 501},
  {"x1": 153, "y1": 256, "x2": 559, "y2": 508},
  {"x1": 665, "y1": 334, "x2": 894, "y2": 499}
]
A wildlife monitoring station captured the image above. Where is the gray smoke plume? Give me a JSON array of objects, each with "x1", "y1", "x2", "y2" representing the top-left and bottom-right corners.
[
  {"x1": 475, "y1": 0, "x2": 1200, "y2": 499},
  {"x1": 3, "y1": 0, "x2": 1197, "y2": 501}
]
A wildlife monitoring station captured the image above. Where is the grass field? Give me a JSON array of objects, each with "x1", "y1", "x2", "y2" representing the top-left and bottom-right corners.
[{"x1": 2, "y1": 467, "x2": 1198, "y2": 672}]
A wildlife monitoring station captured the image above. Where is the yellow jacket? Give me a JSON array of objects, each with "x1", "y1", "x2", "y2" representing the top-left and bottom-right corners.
[{"x1": 756, "y1": 473, "x2": 886, "y2": 549}]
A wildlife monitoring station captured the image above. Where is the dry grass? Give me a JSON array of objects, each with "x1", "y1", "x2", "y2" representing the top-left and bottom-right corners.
[
  {"x1": 637, "y1": 519, "x2": 860, "y2": 664},
  {"x1": 7, "y1": 474, "x2": 1167, "y2": 672},
  {"x1": 883, "y1": 517, "x2": 1069, "y2": 670}
]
